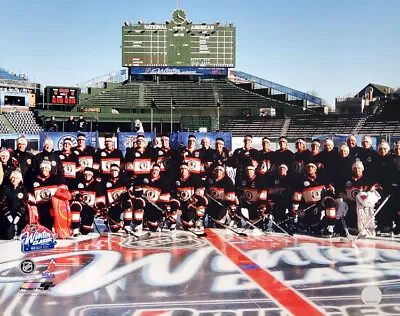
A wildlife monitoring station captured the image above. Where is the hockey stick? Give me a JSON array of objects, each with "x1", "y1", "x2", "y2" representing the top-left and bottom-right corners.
[
  {"x1": 264, "y1": 215, "x2": 293, "y2": 236},
  {"x1": 107, "y1": 216, "x2": 151, "y2": 239},
  {"x1": 204, "y1": 193, "x2": 248, "y2": 236},
  {"x1": 142, "y1": 193, "x2": 208, "y2": 236},
  {"x1": 140, "y1": 195, "x2": 176, "y2": 232},
  {"x1": 92, "y1": 217, "x2": 107, "y2": 237},
  {"x1": 238, "y1": 196, "x2": 292, "y2": 236},
  {"x1": 70, "y1": 196, "x2": 106, "y2": 237},
  {"x1": 75, "y1": 196, "x2": 149, "y2": 239},
  {"x1": 353, "y1": 194, "x2": 390, "y2": 242},
  {"x1": 209, "y1": 217, "x2": 248, "y2": 237},
  {"x1": 294, "y1": 202, "x2": 318, "y2": 217}
]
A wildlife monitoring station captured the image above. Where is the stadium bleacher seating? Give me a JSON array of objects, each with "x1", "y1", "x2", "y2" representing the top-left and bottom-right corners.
[
  {"x1": 83, "y1": 83, "x2": 137, "y2": 108},
  {"x1": 181, "y1": 116, "x2": 212, "y2": 132},
  {"x1": 219, "y1": 116, "x2": 286, "y2": 137},
  {"x1": 81, "y1": 80, "x2": 288, "y2": 109},
  {"x1": 0, "y1": 68, "x2": 25, "y2": 81},
  {"x1": 4, "y1": 111, "x2": 43, "y2": 134},
  {"x1": 0, "y1": 118, "x2": 11, "y2": 133},
  {"x1": 42, "y1": 76, "x2": 400, "y2": 138},
  {"x1": 359, "y1": 119, "x2": 400, "y2": 136},
  {"x1": 285, "y1": 114, "x2": 364, "y2": 138}
]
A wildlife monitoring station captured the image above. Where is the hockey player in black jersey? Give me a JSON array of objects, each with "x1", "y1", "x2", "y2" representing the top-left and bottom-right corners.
[
  {"x1": 73, "y1": 133, "x2": 96, "y2": 173},
  {"x1": 103, "y1": 164, "x2": 133, "y2": 233},
  {"x1": 171, "y1": 163, "x2": 207, "y2": 235},
  {"x1": 56, "y1": 138, "x2": 80, "y2": 189},
  {"x1": 229, "y1": 135, "x2": 259, "y2": 192},
  {"x1": 94, "y1": 136, "x2": 124, "y2": 176},
  {"x1": 205, "y1": 165, "x2": 237, "y2": 226},
  {"x1": 257, "y1": 137, "x2": 274, "y2": 177},
  {"x1": 210, "y1": 138, "x2": 231, "y2": 171},
  {"x1": 0, "y1": 169, "x2": 29, "y2": 239},
  {"x1": 71, "y1": 167, "x2": 106, "y2": 236},
  {"x1": 35, "y1": 137, "x2": 64, "y2": 178},
  {"x1": 124, "y1": 134, "x2": 155, "y2": 182},
  {"x1": 155, "y1": 134, "x2": 180, "y2": 186},
  {"x1": 273, "y1": 136, "x2": 294, "y2": 172},
  {"x1": 180, "y1": 134, "x2": 203, "y2": 176},
  {"x1": 236, "y1": 165, "x2": 268, "y2": 227},
  {"x1": 293, "y1": 138, "x2": 312, "y2": 178},
  {"x1": 138, "y1": 164, "x2": 171, "y2": 232},
  {"x1": 10, "y1": 135, "x2": 35, "y2": 179},
  {"x1": 266, "y1": 164, "x2": 293, "y2": 224},
  {"x1": 26, "y1": 159, "x2": 68, "y2": 230},
  {"x1": 292, "y1": 162, "x2": 335, "y2": 236},
  {"x1": 0, "y1": 147, "x2": 15, "y2": 186}
]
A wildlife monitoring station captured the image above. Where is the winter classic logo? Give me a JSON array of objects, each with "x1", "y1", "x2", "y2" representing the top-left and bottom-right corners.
[{"x1": 19, "y1": 224, "x2": 57, "y2": 253}]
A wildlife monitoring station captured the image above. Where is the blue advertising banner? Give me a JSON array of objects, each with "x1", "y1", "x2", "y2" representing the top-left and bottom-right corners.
[
  {"x1": 130, "y1": 67, "x2": 227, "y2": 76},
  {"x1": 389, "y1": 136, "x2": 400, "y2": 148},
  {"x1": 0, "y1": 134, "x2": 39, "y2": 142},
  {"x1": 0, "y1": 134, "x2": 40, "y2": 150},
  {"x1": 117, "y1": 132, "x2": 156, "y2": 156},
  {"x1": 39, "y1": 132, "x2": 99, "y2": 150},
  {"x1": 170, "y1": 132, "x2": 232, "y2": 150}
]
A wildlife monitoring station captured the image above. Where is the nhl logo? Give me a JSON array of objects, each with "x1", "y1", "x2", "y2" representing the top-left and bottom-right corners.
[{"x1": 20, "y1": 258, "x2": 36, "y2": 274}]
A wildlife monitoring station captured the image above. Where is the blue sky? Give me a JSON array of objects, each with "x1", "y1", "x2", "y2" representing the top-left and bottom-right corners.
[{"x1": 1, "y1": 0, "x2": 399, "y2": 106}]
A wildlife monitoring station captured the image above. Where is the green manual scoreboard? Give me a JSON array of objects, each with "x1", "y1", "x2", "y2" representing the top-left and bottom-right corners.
[{"x1": 122, "y1": 9, "x2": 236, "y2": 68}]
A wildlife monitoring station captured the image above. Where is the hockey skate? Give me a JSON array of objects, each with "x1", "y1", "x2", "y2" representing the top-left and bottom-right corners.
[
  {"x1": 169, "y1": 223, "x2": 177, "y2": 234},
  {"x1": 227, "y1": 217, "x2": 240, "y2": 229},
  {"x1": 125, "y1": 224, "x2": 150, "y2": 239},
  {"x1": 134, "y1": 223, "x2": 143, "y2": 233},
  {"x1": 72, "y1": 228, "x2": 80, "y2": 238},
  {"x1": 188, "y1": 219, "x2": 207, "y2": 237}
]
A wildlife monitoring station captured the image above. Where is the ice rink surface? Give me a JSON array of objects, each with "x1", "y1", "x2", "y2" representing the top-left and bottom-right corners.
[{"x1": 1, "y1": 228, "x2": 400, "y2": 316}]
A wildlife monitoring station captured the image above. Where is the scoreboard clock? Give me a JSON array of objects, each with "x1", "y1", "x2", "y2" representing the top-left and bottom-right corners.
[
  {"x1": 122, "y1": 9, "x2": 236, "y2": 68},
  {"x1": 45, "y1": 87, "x2": 80, "y2": 105}
]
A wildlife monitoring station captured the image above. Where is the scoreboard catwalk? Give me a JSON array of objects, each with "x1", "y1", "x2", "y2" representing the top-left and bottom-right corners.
[{"x1": 122, "y1": 9, "x2": 236, "y2": 68}]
